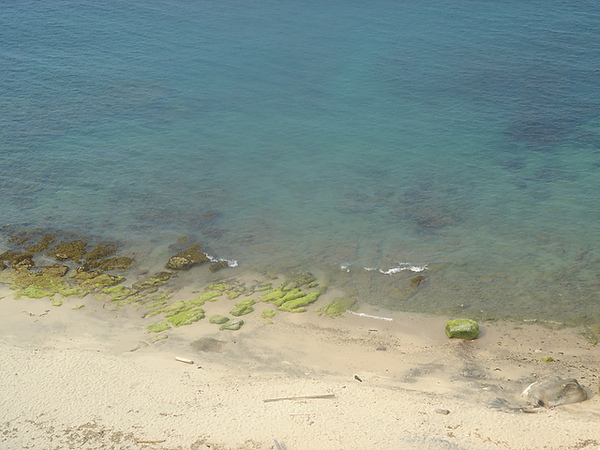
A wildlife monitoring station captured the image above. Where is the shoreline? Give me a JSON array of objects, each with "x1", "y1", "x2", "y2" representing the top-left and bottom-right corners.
[{"x1": 1, "y1": 285, "x2": 600, "y2": 450}]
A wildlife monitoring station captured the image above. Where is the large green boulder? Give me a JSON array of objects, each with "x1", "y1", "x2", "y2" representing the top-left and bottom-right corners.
[{"x1": 445, "y1": 319, "x2": 480, "y2": 340}]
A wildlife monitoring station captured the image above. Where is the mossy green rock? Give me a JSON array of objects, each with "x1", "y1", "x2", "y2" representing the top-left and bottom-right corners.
[
  {"x1": 230, "y1": 298, "x2": 255, "y2": 316},
  {"x1": 132, "y1": 271, "x2": 171, "y2": 290},
  {"x1": 102, "y1": 285, "x2": 136, "y2": 301},
  {"x1": 316, "y1": 297, "x2": 357, "y2": 317},
  {"x1": 147, "y1": 322, "x2": 171, "y2": 333},
  {"x1": 219, "y1": 318, "x2": 244, "y2": 331},
  {"x1": 209, "y1": 315, "x2": 230, "y2": 324},
  {"x1": 261, "y1": 309, "x2": 276, "y2": 319},
  {"x1": 166, "y1": 308, "x2": 205, "y2": 326},
  {"x1": 278, "y1": 291, "x2": 321, "y2": 313},
  {"x1": 445, "y1": 319, "x2": 480, "y2": 340}
]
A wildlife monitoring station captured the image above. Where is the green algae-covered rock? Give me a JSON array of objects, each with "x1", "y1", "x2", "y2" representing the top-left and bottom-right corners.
[
  {"x1": 219, "y1": 318, "x2": 244, "y2": 331},
  {"x1": 260, "y1": 287, "x2": 287, "y2": 303},
  {"x1": 261, "y1": 309, "x2": 276, "y2": 319},
  {"x1": 132, "y1": 271, "x2": 172, "y2": 290},
  {"x1": 445, "y1": 319, "x2": 480, "y2": 340},
  {"x1": 209, "y1": 314, "x2": 230, "y2": 324},
  {"x1": 278, "y1": 291, "x2": 320, "y2": 313},
  {"x1": 80, "y1": 273, "x2": 124, "y2": 289},
  {"x1": 316, "y1": 297, "x2": 357, "y2": 318},
  {"x1": 147, "y1": 322, "x2": 171, "y2": 333},
  {"x1": 52, "y1": 240, "x2": 88, "y2": 263},
  {"x1": 230, "y1": 298, "x2": 255, "y2": 316},
  {"x1": 8, "y1": 269, "x2": 83, "y2": 299},
  {"x1": 166, "y1": 308, "x2": 205, "y2": 327},
  {"x1": 102, "y1": 285, "x2": 136, "y2": 301},
  {"x1": 0, "y1": 250, "x2": 35, "y2": 270}
]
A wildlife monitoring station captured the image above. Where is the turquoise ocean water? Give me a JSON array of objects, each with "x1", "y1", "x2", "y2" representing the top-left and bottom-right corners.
[{"x1": 2, "y1": 1, "x2": 600, "y2": 323}]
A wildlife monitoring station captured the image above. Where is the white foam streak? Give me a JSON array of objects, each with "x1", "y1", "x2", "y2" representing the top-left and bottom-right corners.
[
  {"x1": 347, "y1": 311, "x2": 394, "y2": 321},
  {"x1": 206, "y1": 254, "x2": 239, "y2": 268}
]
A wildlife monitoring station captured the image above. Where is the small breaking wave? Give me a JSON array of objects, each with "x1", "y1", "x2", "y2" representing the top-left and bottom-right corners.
[
  {"x1": 206, "y1": 255, "x2": 239, "y2": 268},
  {"x1": 340, "y1": 262, "x2": 427, "y2": 274}
]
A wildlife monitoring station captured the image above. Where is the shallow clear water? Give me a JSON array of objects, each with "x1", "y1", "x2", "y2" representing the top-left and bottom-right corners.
[{"x1": 2, "y1": 1, "x2": 600, "y2": 323}]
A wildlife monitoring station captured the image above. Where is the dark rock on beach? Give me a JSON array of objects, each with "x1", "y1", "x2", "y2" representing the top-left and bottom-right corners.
[{"x1": 166, "y1": 243, "x2": 210, "y2": 270}]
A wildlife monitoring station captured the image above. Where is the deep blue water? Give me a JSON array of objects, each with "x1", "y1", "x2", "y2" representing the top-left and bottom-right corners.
[{"x1": 2, "y1": 1, "x2": 600, "y2": 323}]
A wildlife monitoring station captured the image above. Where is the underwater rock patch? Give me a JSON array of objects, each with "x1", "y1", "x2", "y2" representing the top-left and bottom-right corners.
[
  {"x1": 209, "y1": 260, "x2": 229, "y2": 272},
  {"x1": 52, "y1": 240, "x2": 88, "y2": 263},
  {"x1": 40, "y1": 264, "x2": 70, "y2": 277},
  {"x1": 132, "y1": 271, "x2": 172, "y2": 291},
  {"x1": 85, "y1": 243, "x2": 118, "y2": 261},
  {"x1": 0, "y1": 250, "x2": 35, "y2": 270},
  {"x1": 81, "y1": 256, "x2": 134, "y2": 272}
]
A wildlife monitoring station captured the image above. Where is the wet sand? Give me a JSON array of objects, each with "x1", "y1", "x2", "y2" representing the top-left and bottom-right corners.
[{"x1": 1, "y1": 286, "x2": 600, "y2": 450}]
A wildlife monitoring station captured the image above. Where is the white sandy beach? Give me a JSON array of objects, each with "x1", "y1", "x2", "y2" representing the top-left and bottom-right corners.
[{"x1": 1, "y1": 286, "x2": 600, "y2": 450}]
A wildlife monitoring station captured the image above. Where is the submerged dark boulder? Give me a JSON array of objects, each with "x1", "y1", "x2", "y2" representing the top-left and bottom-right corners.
[{"x1": 166, "y1": 243, "x2": 209, "y2": 270}]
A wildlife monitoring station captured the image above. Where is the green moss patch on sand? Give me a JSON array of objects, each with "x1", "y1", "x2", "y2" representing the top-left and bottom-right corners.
[
  {"x1": 316, "y1": 297, "x2": 357, "y2": 318},
  {"x1": 132, "y1": 271, "x2": 172, "y2": 291},
  {"x1": 101, "y1": 285, "x2": 137, "y2": 301},
  {"x1": 219, "y1": 318, "x2": 244, "y2": 331},
  {"x1": 259, "y1": 275, "x2": 326, "y2": 313},
  {"x1": 1, "y1": 268, "x2": 84, "y2": 299},
  {"x1": 230, "y1": 298, "x2": 255, "y2": 316},
  {"x1": 207, "y1": 280, "x2": 246, "y2": 299},
  {"x1": 166, "y1": 308, "x2": 205, "y2": 327},
  {"x1": 147, "y1": 323, "x2": 171, "y2": 333},
  {"x1": 209, "y1": 314, "x2": 230, "y2": 324}
]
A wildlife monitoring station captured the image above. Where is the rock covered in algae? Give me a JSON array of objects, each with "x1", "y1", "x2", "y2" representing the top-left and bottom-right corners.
[
  {"x1": 132, "y1": 271, "x2": 172, "y2": 290},
  {"x1": 0, "y1": 250, "x2": 35, "y2": 270},
  {"x1": 40, "y1": 264, "x2": 70, "y2": 277},
  {"x1": 316, "y1": 298, "x2": 357, "y2": 318},
  {"x1": 71, "y1": 269, "x2": 124, "y2": 289},
  {"x1": 259, "y1": 280, "x2": 326, "y2": 313},
  {"x1": 101, "y1": 285, "x2": 137, "y2": 301},
  {"x1": 165, "y1": 243, "x2": 209, "y2": 270},
  {"x1": 147, "y1": 323, "x2": 171, "y2": 333},
  {"x1": 445, "y1": 319, "x2": 480, "y2": 340},
  {"x1": 6, "y1": 267, "x2": 82, "y2": 299},
  {"x1": 219, "y1": 318, "x2": 244, "y2": 331},
  {"x1": 209, "y1": 315, "x2": 230, "y2": 324},
  {"x1": 52, "y1": 240, "x2": 88, "y2": 263},
  {"x1": 166, "y1": 308, "x2": 205, "y2": 327},
  {"x1": 230, "y1": 298, "x2": 255, "y2": 316},
  {"x1": 261, "y1": 309, "x2": 276, "y2": 319}
]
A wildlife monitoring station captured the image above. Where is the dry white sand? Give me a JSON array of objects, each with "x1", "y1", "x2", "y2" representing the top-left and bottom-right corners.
[{"x1": 1, "y1": 287, "x2": 600, "y2": 450}]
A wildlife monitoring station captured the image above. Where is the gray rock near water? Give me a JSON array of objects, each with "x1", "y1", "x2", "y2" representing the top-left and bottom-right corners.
[{"x1": 521, "y1": 376, "x2": 588, "y2": 408}]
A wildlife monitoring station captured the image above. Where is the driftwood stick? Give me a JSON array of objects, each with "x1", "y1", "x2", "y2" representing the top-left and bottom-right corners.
[
  {"x1": 263, "y1": 394, "x2": 335, "y2": 403},
  {"x1": 136, "y1": 439, "x2": 166, "y2": 444}
]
